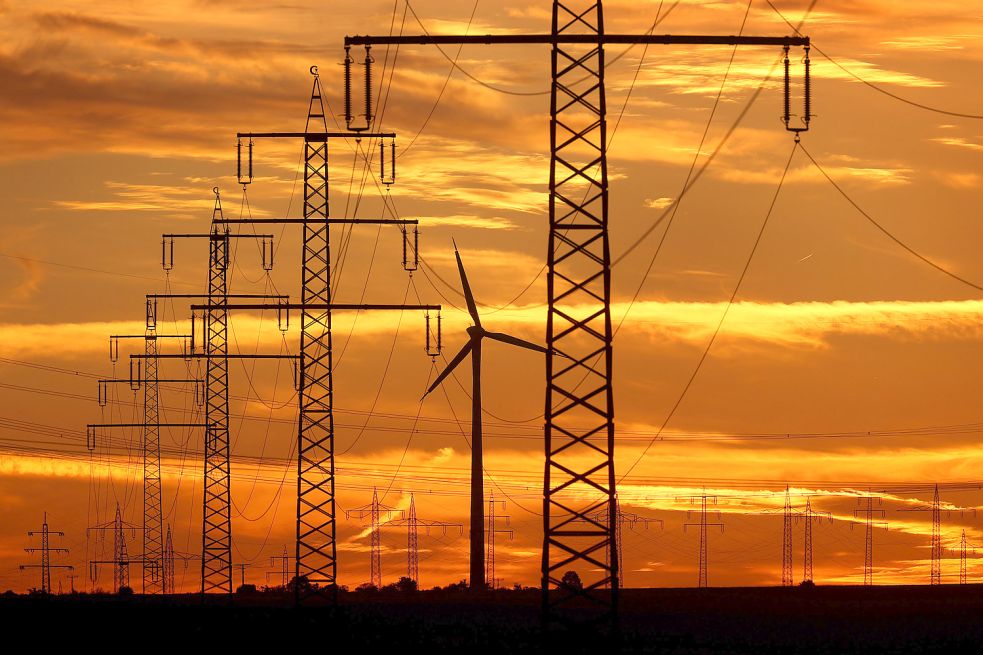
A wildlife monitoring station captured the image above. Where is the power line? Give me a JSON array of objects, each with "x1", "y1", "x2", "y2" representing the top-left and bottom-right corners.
[
  {"x1": 797, "y1": 142, "x2": 983, "y2": 293},
  {"x1": 765, "y1": 0, "x2": 983, "y2": 120},
  {"x1": 620, "y1": 141, "x2": 799, "y2": 481}
]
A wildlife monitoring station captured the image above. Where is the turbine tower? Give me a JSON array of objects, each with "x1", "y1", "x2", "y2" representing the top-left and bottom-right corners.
[{"x1": 424, "y1": 242, "x2": 547, "y2": 590}]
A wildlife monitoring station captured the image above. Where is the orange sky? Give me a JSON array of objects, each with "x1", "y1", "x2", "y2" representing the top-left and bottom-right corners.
[{"x1": 3, "y1": 0, "x2": 983, "y2": 593}]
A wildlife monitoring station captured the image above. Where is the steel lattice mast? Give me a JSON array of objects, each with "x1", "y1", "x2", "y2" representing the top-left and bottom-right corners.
[
  {"x1": 345, "y1": 4, "x2": 809, "y2": 625},
  {"x1": 386, "y1": 493, "x2": 461, "y2": 587},
  {"x1": 21, "y1": 513, "x2": 72, "y2": 594},
  {"x1": 202, "y1": 191, "x2": 232, "y2": 594},
  {"x1": 297, "y1": 73, "x2": 337, "y2": 600},
  {"x1": 782, "y1": 486, "x2": 793, "y2": 587},
  {"x1": 143, "y1": 329, "x2": 163, "y2": 594},
  {"x1": 346, "y1": 488, "x2": 402, "y2": 588}
]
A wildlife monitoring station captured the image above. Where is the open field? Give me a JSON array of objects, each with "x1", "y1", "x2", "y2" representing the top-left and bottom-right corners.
[{"x1": 3, "y1": 585, "x2": 982, "y2": 652}]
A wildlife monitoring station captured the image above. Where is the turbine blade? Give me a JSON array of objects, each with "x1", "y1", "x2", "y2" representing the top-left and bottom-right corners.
[
  {"x1": 484, "y1": 331, "x2": 549, "y2": 354},
  {"x1": 423, "y1": 340, "x2": 474, "y2": 398},
  {"x1": 454, "y1": 244, "x2": 481, "y2": 327}
]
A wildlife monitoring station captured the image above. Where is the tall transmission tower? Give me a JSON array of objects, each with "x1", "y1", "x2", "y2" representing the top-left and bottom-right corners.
[
  {"x1": 20, "y1": 513, "x2": 73, "y2": 594},
  {"x1": 345, "y1": 3, "x2": 811, "y2": 627},
  {"x1": 802, "y1": 496, "x2": 831, "y2": 584},
  {"x1": 853, "y1": 494, "x2": 887, "y2": 586},
  {"x1": 898, "y1": 484, "x2": 973, "y2": 585},
  {"x1": 224, "y1": 66, "x2": 438, "y2": 604},
  {"x1": 486, "y1": 491, "x2": 513, "y2": 589},
  {"x1": 387, "y1": 493, "x2": 461, "y2": 587},
  {"x1": 346, "y1": 488, "x2": 403, "y2": 588},
  {"x1": 87, "y1": 503, "x2": 140, "y2": 593},
  {"x1": 683, "y1": 493, "x2": 724, "y2": 588},
  {"x1": 422, "y1": 245, "x2": 547, "y2": 590}
]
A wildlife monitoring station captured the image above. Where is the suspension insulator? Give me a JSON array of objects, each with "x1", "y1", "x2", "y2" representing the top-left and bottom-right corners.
[
  {"x1": 292, "y1": 360, "x2": 299, "y2": 391},
  {"x1": 278, "y1": 304, "x2": 290, "y2": 333},
  {"x1": 262, "y1": 236, "x2": 274, "y2": 271},
  {"x1": 426, "y1": 311, "x2": 442, "y2": 357},
  {"x1": 783, "y1": 46, "x2": 791, "y2": 128},
  {"x1": 189, "y1": 313, "x2": 197, "y2": 354},
  {"x1": 109, "y1": 336, "x2": 119, "y2": 363},
  {"x1": 344, "y1": 46, "x2": 354, "y2": 128},
  {"x1": 183, "y1": 335, "x2": 193, "y2": 361},
  {"x1": 87, "y1": 426, "x2": 97, "y2": 451},
  {"x1": 364, "y1": 45, "x2": 374, "y2": 126},
  {"x1": 237, "y1": 139, "x2": 253, "y2": 186},
  {"x1": 98, "y1": 380, "x2": 108, "y2": 407},
  {"x1": 146, "y1": 299, "x2": 157, "y2": 330},
  {"x1": 402, "y1": 226, "x2": 419, "y2": 273},
  {"x1": 381, "y1": 139, "x2": 396, "y2": 186},
  {"x1": 129, "y1": 359, "x2": 142, "y2": 391},
  {"x1": 782, "y1": 45, "x2": 812, "y2": 137},
  {"x1": 194, "y1": 380, "x2": 205, "y2": 407},
  {"x1": 162, "y1": 237, "x2": 174, "y2": 271},
  {"x1": 804, "y1": 47, "x2": 812, "y2": 127}
]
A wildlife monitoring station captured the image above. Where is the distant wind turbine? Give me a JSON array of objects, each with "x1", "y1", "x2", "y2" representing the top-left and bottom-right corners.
[{"x1": 423, "y1": 241, "x2": 548, "y2": 590}]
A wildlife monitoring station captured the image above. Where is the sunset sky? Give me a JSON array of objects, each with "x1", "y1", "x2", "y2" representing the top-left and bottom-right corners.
[{"x1": 2, "y1": 0, "x2": 983, "y2": 593}]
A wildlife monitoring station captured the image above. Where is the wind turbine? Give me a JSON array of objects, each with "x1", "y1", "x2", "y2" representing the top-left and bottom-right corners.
[{"x1": 423, "y1": 241, "x2": 548, "y2": 590}]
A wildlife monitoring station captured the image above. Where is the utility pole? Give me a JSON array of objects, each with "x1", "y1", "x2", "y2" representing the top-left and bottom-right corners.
[
  {"x1": 683, "y1": 493, "x2": 724, "y2": 588},
  {"x1": 486, "y1": 491, "x2": 513, "y2": 590},
  {"x1": 346, "y1": 488, "x2": 403, "y2": 587},
  {"x1": 802, "y1": 496, "x2": 832, "y2": 584},
  {"x1": 387, "y1": 493, "x2": 461, "y2": 587},
  {"x1": 87, "y1": 503, "x2": 140, "y2": 593},
  {"x1": 224, "y1": 66, "x2": 438, "y2": 604},
  {"x1": 233, "y1": 563, "x2": 251, "y2": 589},
  {"x1": 345, "y1": 2, "x2": 811, "y2": 626},
  {"x1": 20, "y1": 513, "x2": 73, "y2": 594},
  {"x1": 853, "y1": 494, "x2": 887, "y2": 586}
]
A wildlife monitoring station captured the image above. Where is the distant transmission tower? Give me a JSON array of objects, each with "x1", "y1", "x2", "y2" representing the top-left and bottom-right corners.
[
  {"x1": 87, "y1": 503, "x2": 139, "y2": 592},
  {"x1": 20, "y1": 512, "x2": 73, "y2": 594},
  {"x1": 486, "y1": 491, "x2": 513, "y2": 589},
  {"x1": 802, "y1": 496, "x2": 831, "y2": 584},
  {"x1": 346, "y1": 488, "x2": 402, "y2": 587},
  {"x1": 960, "y1": 529, "x2": 977, "y2": 585},
  {"x1": 684, "y1": 493, "x2": 724, "y2": 588},
  {"x1": 268, "y1": 546, "x2": 294, "y2": 588},
  {"x1": 163, "y1": 525, "x2": 175, "y2": 594},
  {"x1": 388, "y1": 493, "x2": 461, "y2": 587},
  {"x1": 899, "y1": 484, "x2": 976, "y2": 585},
  {"x1": 783, "y1": 486, "x2": 793, "y2": 587},
  {"x1": 593, "y1": 494, "x2": 662, "y2": 589},
  {"x1": 853, "y1": 494, "x2": 887, "y2": 585}
]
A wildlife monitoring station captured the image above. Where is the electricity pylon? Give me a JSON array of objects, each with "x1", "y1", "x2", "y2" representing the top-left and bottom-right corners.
[
  {"x1": 683, "y1": 493, "x2": 724, "y2": 588},
  {"x1": 223, "y1": 67, "x2": 438, "y2": 605},
  {"x1": 346, "y1": 1, "x2": 811, "y2": 627},
  {"x1": 853, "y1": 494, "x2": 887, "y2": 586},
  {"x1": 486, "y1": 491, "x2": 513, "y2": 589},
  {"x1": 422, "y1": 243, "x2": 548, "y2": 590},
  {"x1": 87, "y1": 503, "x2": 140, "y2": 593},
  {"x1": 898, "y1": 483, "x2": 974, "y2": 585},
  {"x1": 346, "y1": 488, "x2": 403, "y2": 588},
  {"x1": 387, "y1": 493, "x2": 462, "y2": 587},
  {"x1": 802, "y1": 496, "x2": 831, "y2": 584},
  {"x1": 592, "y1": 494, "x2": 662, "y2": 589},
  {"x1": 20, "y1": 513, "x2": 73, "y2": 594},
  {"x1": 960, "y1": 530, "x2": 976, "y2": 585}
]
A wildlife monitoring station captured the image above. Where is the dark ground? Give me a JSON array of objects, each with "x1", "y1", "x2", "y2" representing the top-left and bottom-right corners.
[{"x1": 2, "y1": 585, "x2": 981, "y2": 652}]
